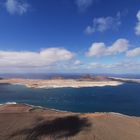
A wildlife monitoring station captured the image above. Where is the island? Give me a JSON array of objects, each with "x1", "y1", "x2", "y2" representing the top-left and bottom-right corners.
[{"x1": 0, "y1": 76, "x2": 124, "y2": 88}]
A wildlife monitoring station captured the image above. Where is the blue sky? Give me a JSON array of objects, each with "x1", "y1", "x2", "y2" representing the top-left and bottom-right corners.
[{"x1": 0, "y1": 0, "x2": 140, "y2": 74}]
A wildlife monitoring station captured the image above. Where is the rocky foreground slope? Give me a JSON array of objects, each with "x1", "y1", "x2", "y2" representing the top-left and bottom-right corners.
[{"x1": 0, "y1": 104, "x2": 140, "y2": 140}]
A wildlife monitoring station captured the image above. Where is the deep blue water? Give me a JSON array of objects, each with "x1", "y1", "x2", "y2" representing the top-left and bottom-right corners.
[{"x1": 0, "y1": 83, "x2": 140, "y2": 116}]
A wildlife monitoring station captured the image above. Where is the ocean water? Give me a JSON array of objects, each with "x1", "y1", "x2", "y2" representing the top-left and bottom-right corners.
[
  {"x1": 1, "y1": 73, "x2": 140, "y2": 79},
  {"x1": 0, "y1": 83, "x2": 140, "y2": 116}
]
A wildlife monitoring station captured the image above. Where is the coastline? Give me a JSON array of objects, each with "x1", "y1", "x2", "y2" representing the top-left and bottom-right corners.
[
  {"x1": 111, "y1": 77, "x2": 140, "y2": 83},
  {"x1": 0, "y1": 102, "x2": 137, "y2": 117}
]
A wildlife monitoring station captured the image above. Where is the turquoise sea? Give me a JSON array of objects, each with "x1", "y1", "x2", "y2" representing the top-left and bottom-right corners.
[{"x1": 0, "y1": 83, "x2": 140, "y2": 116}]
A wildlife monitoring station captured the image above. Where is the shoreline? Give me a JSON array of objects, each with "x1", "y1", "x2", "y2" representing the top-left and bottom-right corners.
[
  {"x1": 0, "y1": 102, "x2": 73, "y2": 114},
  {"x1": 0, "y1": 102, "x2": 138, "y2": 118},
  {"x1": 110, "y1": 77, "x2": 140, "y2": 83},
  {"x1": 0, "y1": 102, "x2": 136, "y2": 118}
]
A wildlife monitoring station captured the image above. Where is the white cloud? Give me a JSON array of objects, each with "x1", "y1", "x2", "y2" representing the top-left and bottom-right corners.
[
  {"x1": 85, "y1": 60, "x2": 140, "y2": 74},
  {"x1": 85, "y1": 13, "x2": 121, "y2": 34},
  {"x1": 108, "y1": 61, "x2": 140, "y2": 73},
  {"x1": 74, "y1": 60, "x2": 82, "y2": 65},
  {"x1": 0, "y1": 48, "x2": 74, "y2": 68},
  {"x1": 86, "y1": 62, "x2": 107, "y2": 69},
  {"x1": 75, "y1": 0, "x2": 93, "y2": 11},
  {"x1": 86, "y1": 42, "x2": 106, "y2": 57},
  {"x1": 86, "y1": 38, "x2": 129, "y2": 57},
  {"x1": 126, "y1": 47, "x2": 140, "y2": 57},
  {"x1": 5, "y1": 0, "x2": 29, "y2": 15},
  {"x1": 135, "y1": 10, "x2": 140, "y2": 35}
]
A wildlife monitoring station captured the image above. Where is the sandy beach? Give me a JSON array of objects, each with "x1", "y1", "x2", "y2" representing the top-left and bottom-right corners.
[
  {"x1": 0, "y1": 78, "x2": 123, "y2": 88},
  {"x1": 0, "y1": 103, "x2": 140, "y2": 140}
]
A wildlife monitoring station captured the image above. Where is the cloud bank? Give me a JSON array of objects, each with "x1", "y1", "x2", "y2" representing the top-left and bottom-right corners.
[
  {"x1": 85, "y1": 60, "x2": 140, "y2": 73},
  {"x1": 126, "y1": 47, "x2": 140, "y2": 57},
  {"x1": 0, "y1": 48, "x2": 74, "y2": 68},
  {"x1": 86, "y1": 39, "x2": 129, "y2": 57}
]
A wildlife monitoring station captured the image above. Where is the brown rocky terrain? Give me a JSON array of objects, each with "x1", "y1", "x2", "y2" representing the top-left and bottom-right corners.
[
  {"x1": 79, "y1": 74, "x2": 113, "y2": 81},
  {"x1": 0, "y1": 104, "x2": 140, "y2": 140}
]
